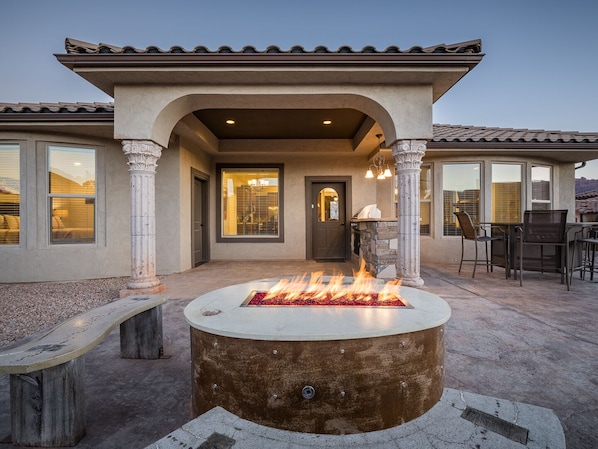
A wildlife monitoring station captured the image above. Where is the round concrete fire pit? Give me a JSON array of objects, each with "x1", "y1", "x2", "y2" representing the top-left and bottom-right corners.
[{"x1": 184, "y1": 278, "x2": 450, "y2": 434}]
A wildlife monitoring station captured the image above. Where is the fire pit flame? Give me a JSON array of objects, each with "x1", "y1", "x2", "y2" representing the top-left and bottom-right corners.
[{"x1": 246, "y1": 261, "x2": 406, "y2": 307}]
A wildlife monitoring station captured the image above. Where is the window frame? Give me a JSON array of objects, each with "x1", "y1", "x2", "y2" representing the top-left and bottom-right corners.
[
  {"x1": 47, "y1": 144, "x2": 97, "y2": 245},
  {"x1": 0, "y1": 142, "x2": 22, "y2": 246},
  {"x1": 419, "y1": 164, "x2": 432, "y2": 236},
  {"x1": 490, "y1": 162, "x2": 523, "y2": 222},
  {"x1": 442, "y1": 162, "x2": 482, "y2": 236},
  {"x1": 216, "y1": 163, "x2": 284, "y2": 243},
  {"x1": 530, "y1": 164, "x2": 552, "y2": 210}
]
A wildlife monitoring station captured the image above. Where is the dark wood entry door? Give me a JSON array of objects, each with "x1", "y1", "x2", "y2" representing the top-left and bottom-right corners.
[
  {"x1": 311, "y1": 182, "x2": 347, "y2": 260},
  {"x1": 193, "y1": 176, "x2": 209, "y2": 266}
]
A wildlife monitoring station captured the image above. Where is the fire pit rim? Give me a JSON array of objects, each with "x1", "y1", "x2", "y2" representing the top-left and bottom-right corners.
[{"x1": 184, "y1": 277, "x2": 451, "y2": 342}]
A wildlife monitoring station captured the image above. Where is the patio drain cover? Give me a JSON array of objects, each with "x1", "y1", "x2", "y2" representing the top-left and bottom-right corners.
[
  {"x1": 198, "y1": 432, "x2": 235, "y2": 449},
  {"x1": 461, "y1": 406, "x2": 529, "y2": 444}
]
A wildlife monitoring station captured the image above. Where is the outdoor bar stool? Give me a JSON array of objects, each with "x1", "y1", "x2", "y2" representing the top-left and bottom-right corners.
[
  {"x1": 454, "y1": 211, "x2": 508, "y2": 278},
  {"x1": 571, "y1": 225, "x2": 598, "y2": 282},
  {"x1": 515, "y1": 210, "x2": 569, "y2": 290}
]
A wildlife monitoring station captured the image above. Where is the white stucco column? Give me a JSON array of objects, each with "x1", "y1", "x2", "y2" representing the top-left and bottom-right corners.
[
  {"x1": 392, "y1": 140, "x2": 426, "y2": 288},
  {"x1": 121, "y1": 140, "x2": 164, "y2": 293}
]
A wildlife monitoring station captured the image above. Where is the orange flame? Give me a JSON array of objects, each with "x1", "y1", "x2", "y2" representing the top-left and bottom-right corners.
[{"x1": 264, "y1": 260, "x2": 403, "y2": 303}]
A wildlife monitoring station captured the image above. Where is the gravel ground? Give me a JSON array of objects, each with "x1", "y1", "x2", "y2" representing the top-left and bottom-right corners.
[{"x1": 0, "y1": 277, "x2": 129, "y2": 348}]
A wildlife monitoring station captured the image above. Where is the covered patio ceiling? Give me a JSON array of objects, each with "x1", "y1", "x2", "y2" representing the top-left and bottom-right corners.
[
  {"x1": 184, "y1": 107, "x2": 379, "y2": 156},
  {"x1": 193, "y1": 108, "x2": 367, "y2": 140}
]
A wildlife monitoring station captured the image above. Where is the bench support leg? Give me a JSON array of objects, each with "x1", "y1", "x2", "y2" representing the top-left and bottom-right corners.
[
  {"x1": 10, "y1": 358, "x2": 86, "y2": 447},
  {"x1": 120, "y1": 305, "x2": 164, "y2": 359}
]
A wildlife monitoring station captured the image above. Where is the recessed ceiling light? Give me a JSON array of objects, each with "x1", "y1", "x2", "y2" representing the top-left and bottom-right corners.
[
  {"x1": 322, "y1": 120, "x2": 332, "y2": 125},
  {"x1": 225, "y1": 119, "x2": 236, "y2": 125}
]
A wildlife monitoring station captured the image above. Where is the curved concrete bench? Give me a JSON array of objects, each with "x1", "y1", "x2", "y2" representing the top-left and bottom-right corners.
[{"x1": 0, "y1": 294, "x2": 167, "y2": 447}]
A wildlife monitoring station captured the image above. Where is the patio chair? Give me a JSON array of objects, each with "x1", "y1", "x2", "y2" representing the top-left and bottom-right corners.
[
  {"x1": 454, "y1": 211, "x2": 507, "y2": 278},
  {"x1": 570, "y1": 224, "x2": 598, "y2": 283},
  {"x1": 515, "y1": 209, "x2": 569, "y2": 290}
]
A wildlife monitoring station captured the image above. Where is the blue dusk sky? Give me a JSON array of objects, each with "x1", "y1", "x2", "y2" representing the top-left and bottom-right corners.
[{"x1": 1, "y1": 0, "x2": 597, "y2": 178}]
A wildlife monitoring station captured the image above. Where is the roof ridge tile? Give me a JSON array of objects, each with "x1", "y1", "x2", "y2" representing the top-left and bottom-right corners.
[{"x1": 0, "y1": 102, "x2": 114, "y2": 114}]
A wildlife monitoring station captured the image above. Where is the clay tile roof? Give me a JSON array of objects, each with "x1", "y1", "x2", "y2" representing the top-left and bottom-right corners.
[
  {"x1": 576, "y1": 190, "x2": 598, "y2": 200},
  {"x1": 0, "y1": 102, "x2": 114, "y2": 114},
  {"x1": 575, "y1": 190, "x2": 598, "y2": 214},
  {"x1": 0, "y1": 103, "x2": 114, "y2": 125},
  {"x1": 63, "y1": 38, "x2": 482, "y2": 55},
  {"x1": 431, "y1": 124, "x2": 598, "y2": 145}
]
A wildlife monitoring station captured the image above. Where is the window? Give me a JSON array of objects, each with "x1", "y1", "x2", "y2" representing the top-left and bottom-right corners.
[
  {"x1": 394, "y1": 165, "x2": 432, "y2": 235},
  {"x1": 531, "y1": 165, "x2": 552, "y2": 210},
  {"x1": 0, "y1": 144, "x2": 20, "y2": 245},
  {"x1": 420, "y1": 164, "x2": 432, "y2": 235},
  {"x1": 48, "y1": 146, "x2": 96, "y2": 244},
  {"x1": 443, "y1": 163, "x2": 480, "y2": 236},
  {"x1": 217, "y1": 164, "x2": 283, "y2": 242},
  {"x1": 491, "y1": 163, "x2": 522, "y2": 222},
  {"x1": 317, "y1": 188, "x2": 339, "y2": 221}
]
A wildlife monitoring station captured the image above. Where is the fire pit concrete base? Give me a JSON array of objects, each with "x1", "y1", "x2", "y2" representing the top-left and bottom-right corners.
[
  {"x1": 184, "y1": 278, "x2": 451, "y2": 434},
  {"x1": 145, "y1": 388, "x2": 565, "y2": 449}
]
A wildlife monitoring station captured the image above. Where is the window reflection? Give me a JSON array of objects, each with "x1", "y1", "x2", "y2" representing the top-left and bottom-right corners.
[
  {"x1": 531, "y1": 166, "x2": 552, "y2": 210},
  {"x1": 318, "y1": 188, "x2": 339, "y2": 222},
  {"x1": 443, "y1": 164, "x2": 480, "y2": 236}
]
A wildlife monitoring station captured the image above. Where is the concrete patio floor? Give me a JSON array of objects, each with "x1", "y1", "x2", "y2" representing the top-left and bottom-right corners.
[{"x1": 0, "y1": 260, "x2": 596, "y2": 448}]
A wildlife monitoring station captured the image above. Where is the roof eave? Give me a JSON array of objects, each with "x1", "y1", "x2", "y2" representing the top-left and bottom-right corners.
[
  {"x1": 55, "y1": 52, "x2": 484, "y2": 70},
  {"x1": 0, "y1": 113, "x2": 114, "y2": 123},
  {"x1": 55, "y1": 53, "x2": 483, "y2": 100}
]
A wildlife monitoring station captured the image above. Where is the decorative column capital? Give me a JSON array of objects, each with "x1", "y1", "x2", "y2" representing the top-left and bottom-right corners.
[
  {"x1": 122, "y1": 140, "x2": 163, "y2": 173},
  {"x1": 391, "y1": 140, "x2": 427, "y2": 170}
]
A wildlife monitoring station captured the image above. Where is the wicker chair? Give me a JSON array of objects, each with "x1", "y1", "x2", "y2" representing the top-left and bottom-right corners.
[{"x1": 454, "y1": 211, "x2": 507, "y2": 278}]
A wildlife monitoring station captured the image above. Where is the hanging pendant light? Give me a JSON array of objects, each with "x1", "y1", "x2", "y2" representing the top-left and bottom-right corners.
[{"x1": 365, "y1": 134, "x2": 391, "y2": 180}]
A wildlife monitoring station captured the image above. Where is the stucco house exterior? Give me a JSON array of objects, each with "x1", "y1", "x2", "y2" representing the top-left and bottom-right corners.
[{"x1": 2, "y1": 38, "x2": 598, "y2": 292}]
